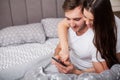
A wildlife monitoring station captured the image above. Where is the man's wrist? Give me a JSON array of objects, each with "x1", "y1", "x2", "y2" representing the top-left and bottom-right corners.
[{"x1": 73, "y1": 69, "x2": 83, "y2": 75}]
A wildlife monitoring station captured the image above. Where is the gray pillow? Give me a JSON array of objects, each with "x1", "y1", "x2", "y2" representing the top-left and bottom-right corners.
[
  {"x1": 41, "y1": 18, "x2": 63, "y2": 38},
  {"x1": 0, "y1": 23, "x2": 46, "y2": 47}
]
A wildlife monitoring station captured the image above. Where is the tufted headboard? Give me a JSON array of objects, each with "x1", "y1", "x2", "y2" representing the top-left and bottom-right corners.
[{"x1": 0, "y1": 0, "x2": 65, "y2": 29}]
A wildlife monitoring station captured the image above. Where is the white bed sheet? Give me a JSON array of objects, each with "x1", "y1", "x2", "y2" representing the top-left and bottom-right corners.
[{"x1": 0, "y1": 38, "x2": 58, "y2": 80}]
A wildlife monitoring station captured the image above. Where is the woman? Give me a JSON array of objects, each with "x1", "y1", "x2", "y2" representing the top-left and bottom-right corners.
[{"x1": 57, "y1": 0, "x2": 120, "y2": 74}]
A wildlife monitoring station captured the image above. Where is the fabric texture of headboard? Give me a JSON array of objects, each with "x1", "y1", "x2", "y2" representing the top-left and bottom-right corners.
[{"x1": 0, "y1": 0, "x2": 65, "y2": 29}]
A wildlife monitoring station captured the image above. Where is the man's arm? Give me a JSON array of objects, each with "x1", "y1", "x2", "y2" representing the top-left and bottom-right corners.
[
  {"x1": 54, "y1": 60, "x2": 95, "y2": 75},
  {"x1": 73, "y1": 67, "x2": 95, "y2": 75},
  {"x1": 92, "y1": 61, "x2": 108, "y2": 73},
  {"x1": 66, "y1": 61, "x2": 106, "y2": 74}
]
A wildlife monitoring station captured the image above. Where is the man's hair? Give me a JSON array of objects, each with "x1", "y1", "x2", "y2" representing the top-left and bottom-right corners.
[{"x1": 62, "y1": 0, "x2": 84, "y2": 12}]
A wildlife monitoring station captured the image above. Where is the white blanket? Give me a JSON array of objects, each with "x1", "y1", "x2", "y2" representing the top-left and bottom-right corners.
[
  {"x1": 0, "y1": 38, "x2": 58, "y2": 80},
  {"x1": 21, "y1": 53, "x2": 120, "y2": 80}
]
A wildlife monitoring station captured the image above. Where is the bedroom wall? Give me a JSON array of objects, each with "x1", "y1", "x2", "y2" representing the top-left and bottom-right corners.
[
  {"x1": 110, "y1": 0, "x2": 120, "y2": 11},
  {"x1": 0, "y1": 0, "x2": 65, "y2": 29}
]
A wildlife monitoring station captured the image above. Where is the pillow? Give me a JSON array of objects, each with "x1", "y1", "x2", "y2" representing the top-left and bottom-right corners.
[
  {"x1": 41, "y1": 18, "x2": 63, "y2": 38},
  {"x1": 0, "y1": 23, "x2": 46, "y2": 47}
]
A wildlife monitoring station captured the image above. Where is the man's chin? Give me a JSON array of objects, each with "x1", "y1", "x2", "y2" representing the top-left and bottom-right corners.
[{"x1": 71, "y1": 28, "x2": 77, "y2": 32}]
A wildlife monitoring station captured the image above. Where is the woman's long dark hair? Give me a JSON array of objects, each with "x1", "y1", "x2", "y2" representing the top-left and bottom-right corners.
[{"x1": 83, "y1": 0, "x2": 119, "y2": 68}]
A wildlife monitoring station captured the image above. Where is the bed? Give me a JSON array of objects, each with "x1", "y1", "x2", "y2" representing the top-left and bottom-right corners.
[
  {"x1": 0, "y1": 18, "x2": 61, "y2": 80},
  {"x1": 0, "y1": 17, "x2": 120, "y2": 80},
  {"x1": 0, "y1": 0, "x2": 120, "y2": 79}
]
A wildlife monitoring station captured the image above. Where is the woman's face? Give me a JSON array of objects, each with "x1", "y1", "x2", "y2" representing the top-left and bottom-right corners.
[{"x1": 83, "y1": 9, "x2": 94, "y2": 28}]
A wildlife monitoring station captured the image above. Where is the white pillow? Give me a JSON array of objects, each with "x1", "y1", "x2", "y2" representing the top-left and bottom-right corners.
[
  {"x1": 0, "y1": 23, "x2": 46, "y2": 47},
  {"x1": 41, "y1": 18, "x2": 63, "y2": 38}
]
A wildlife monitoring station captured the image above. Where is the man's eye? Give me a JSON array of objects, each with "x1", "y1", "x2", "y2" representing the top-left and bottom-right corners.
[
  {"x1": 74, "y1": 18, "x2": 81, "y2": 21},
  {"x1": 66, "y1": 18, "x2": 70, "y2": 20}
]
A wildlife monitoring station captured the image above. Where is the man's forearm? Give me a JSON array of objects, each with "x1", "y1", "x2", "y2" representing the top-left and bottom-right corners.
[
  {"x1": 73, "y1": 67, "x2": 95, "y2": 75},
  {"x1": 83, "y1": 67, "x2": 95, "y2": 73}
]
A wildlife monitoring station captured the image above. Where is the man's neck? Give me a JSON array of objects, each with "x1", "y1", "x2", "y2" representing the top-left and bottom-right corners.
[{"x1": 76, "y1": 26, "x2": 88, "y2": 36}]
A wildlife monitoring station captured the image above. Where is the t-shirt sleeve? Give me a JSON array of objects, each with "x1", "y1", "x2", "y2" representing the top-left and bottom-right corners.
[
  {"x1": 90, "y1": 44, "x2": 105, "y2": 62},
  {"x1": 92, "y1": 52, "x2": 105, "y2": 62},
  {"x1": 115, "y1": 16, "x2": 120, "y2": 53}
]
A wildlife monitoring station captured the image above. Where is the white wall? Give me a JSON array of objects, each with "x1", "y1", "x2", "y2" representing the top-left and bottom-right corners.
[{"x1": 110, "y1": 0, "x2": 120, "y2": 11}]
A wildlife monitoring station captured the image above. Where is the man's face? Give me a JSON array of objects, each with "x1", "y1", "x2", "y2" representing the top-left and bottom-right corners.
[{"x1": 65, "y1": 6, "x2": 85, "y2": 33}]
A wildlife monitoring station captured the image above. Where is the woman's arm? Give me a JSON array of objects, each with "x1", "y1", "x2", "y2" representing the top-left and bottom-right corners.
[
  {"x1": 58, "y1": 19, "x2": 70, "y2": 61},
  {"x1": 58, "y1": 19, "x2": 69, "y2": 50},
  {"x1": 54, "y1": 42, "x2": 61, "y2": 56}
]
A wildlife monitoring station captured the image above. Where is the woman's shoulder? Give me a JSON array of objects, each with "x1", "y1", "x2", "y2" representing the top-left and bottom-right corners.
[
  {"x1": 115, "y1": 16, "x2": 120, "y2": 53},
  {"x1": 58, "y1": 18, "x2": 69, "y2": 28},
  {"x1": 115, "y1": 16, "x2": 120, "y2": 29}
]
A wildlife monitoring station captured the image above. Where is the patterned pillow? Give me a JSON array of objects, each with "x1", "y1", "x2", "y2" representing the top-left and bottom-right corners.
[
  {"x1": 41, "y1": 18, "x2": 63, "y2": 38},
  {"x1": 0, "y1": 23, "x2": 46, "y2": 47}
]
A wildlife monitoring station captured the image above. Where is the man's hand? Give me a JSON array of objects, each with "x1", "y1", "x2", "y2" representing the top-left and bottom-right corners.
[
  {"x1": 55, "y1": 61, "x2": 75, "y2": 74},
  {"x1": 52, "y1": 55, "x2": 60, "y2": 64},
  {"x1": 53, "y1": 57, "x2": 77, "y2": 74}
]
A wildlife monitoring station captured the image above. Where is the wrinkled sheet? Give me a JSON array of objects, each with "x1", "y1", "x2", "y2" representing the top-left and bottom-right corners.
[
  {"x1": 0, "y1": 38, "x2": 58, "y2": 71},
  {"x1": 0, "y1": 39, "x2": 58, "y2": 80},
  {"x1": 20, "y1": 53, "x2": 120, "y2": 80}
]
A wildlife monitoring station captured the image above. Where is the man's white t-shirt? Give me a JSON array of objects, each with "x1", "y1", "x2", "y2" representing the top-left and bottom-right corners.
[{"x1": 68, "y1": 16, "x2": 120, "y2": 70}]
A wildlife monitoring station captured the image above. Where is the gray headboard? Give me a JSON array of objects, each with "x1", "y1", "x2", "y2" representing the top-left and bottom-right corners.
[{"x1": 0, "y1": 0, "x2": 65, "y2": 29}]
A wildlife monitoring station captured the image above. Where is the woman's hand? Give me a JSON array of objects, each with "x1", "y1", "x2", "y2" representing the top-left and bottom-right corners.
[{"x1": 59, "y1": 49, "x2": 69, "y2": 61}]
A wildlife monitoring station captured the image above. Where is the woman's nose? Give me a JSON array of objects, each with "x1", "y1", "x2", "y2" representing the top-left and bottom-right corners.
[
  {"x1": 83, "y1": 18, "x2": 91, "y2": 27},
  {"x1": 83, "y1": 17, "x2": 87, "y2": 21},
  {"x1": 83, "y1": 17, "x2": 93, "y2": 28},
  {"x1": 86, "y1": 19, "x2": 90, "y2": 25},
  {"x1": 86, "y1": 20, "x2": 93, "y2": 28}
]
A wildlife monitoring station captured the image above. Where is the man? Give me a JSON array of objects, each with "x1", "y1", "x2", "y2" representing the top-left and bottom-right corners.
[{"x1": 52, "y1": 0, "x2": 108, "y2": 75}]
